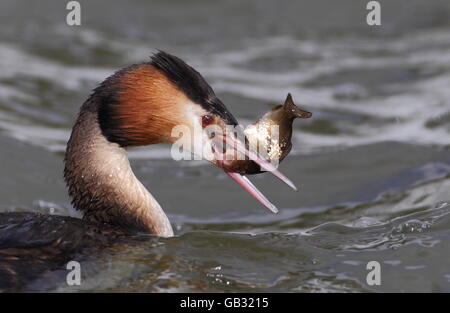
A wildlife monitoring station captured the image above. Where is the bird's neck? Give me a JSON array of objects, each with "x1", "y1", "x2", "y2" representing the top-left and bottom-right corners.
[{"x1": 64, "y1": 101, "x2": 174, "y2": 237}]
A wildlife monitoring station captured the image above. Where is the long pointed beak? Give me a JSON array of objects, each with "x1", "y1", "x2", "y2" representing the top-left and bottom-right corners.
[
  {"x1": 226, "y1": 172, "x2": 278, "y2": 213},
  {"x1": 224, "y1": 134, "x2": 297, "y2": 191},
  {"x1": 211, "y1": 133, "x2": 297, "y2": 214}
]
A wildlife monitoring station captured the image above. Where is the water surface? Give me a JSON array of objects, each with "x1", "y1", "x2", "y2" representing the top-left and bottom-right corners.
[{"x1": 0, "y1": 0, "x2": 450, "y2": 292}]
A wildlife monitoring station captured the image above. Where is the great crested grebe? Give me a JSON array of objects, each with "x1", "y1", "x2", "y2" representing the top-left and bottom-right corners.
[{"x1": 63, "y1": 51, "x2": 297, "y2": 237}]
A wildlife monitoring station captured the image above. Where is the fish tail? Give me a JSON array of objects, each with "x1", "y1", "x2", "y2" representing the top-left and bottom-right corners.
[{"x1": 283, "y1": 93, "x2": 312, "y2": 119}]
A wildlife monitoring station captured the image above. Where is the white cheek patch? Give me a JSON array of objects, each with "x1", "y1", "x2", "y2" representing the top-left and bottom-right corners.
[{"x1": 170, "y1": 102, "x2": 215, "y2": 162}]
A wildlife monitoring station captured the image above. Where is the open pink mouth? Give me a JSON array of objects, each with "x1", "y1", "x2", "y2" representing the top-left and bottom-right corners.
[{"x1": 212, "y1": 134, "x2": 297, "y2": 214}]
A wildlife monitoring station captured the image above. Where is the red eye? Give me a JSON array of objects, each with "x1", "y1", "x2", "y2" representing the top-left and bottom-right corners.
[{"x1": 201, "y1": 115, "x2": 214, "y2": 127}]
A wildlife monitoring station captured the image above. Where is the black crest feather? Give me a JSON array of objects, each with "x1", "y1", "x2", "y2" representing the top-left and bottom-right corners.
[
  {"x1": 150, "y1": 51, "x2": 238, "y2": 125},
  {"x1": 94, "y1": 51, "x2": 238, "y2": 146}
]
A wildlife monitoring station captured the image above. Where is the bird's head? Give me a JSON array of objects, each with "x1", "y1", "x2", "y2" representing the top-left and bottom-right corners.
[{"x1": 95, "y1": 51, "x2": 295, "y2": 213}]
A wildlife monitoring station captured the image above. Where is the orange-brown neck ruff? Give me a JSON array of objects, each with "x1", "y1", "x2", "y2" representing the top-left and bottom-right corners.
[
  {"x1": 97, "y1": 51, "x2": 238, "y2": 147},
  {"x1": 97, "y1": 64, "x2": 190, "y2": 147},
  {"x1": 64, "y1": 97, "x2": 174, "y2": 236},
  {"x1": 64, "y1": 51, "x2": 243, "y2": 235}
]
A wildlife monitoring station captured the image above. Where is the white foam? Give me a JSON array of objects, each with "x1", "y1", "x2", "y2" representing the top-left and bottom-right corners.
[{"x1": 0, "y1": 26, "x2": 449, "y2": 160}]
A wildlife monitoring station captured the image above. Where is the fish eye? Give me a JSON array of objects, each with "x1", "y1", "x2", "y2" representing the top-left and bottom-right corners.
[{"x1": 201, "y1": 114, "x2": 214, "y2": 128}]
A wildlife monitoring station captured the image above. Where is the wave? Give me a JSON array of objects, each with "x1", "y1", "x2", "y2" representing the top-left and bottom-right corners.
[{"x1": 0, "y1": 26, "x2": 449, "y2": 159}]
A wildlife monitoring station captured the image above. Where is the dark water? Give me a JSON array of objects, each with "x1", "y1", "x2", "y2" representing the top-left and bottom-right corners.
[{"x1": 0, "y1": 0, "x2": 450, "y2": 292}]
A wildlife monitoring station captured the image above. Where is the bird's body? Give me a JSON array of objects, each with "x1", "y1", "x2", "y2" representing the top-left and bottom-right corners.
[
  {"x1": 0, "y1": 212, "x2": 134, "y2": 292},
  {"x1": 64, "y1": 92, "x2": 174, "y2": 236},
  {"x1": 63, "y1": 52, "x2": 240, "y2": 236},
  {"x1": 63, "y1": 51, "x2": 300, "y2": 235},
  {"x1": 0, "y1": 51, "x2": 310, "y2": 290}
]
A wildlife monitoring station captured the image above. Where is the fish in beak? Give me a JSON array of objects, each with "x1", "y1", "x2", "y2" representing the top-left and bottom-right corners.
[
  {"x1": 148, "y1": 51, "x2": 301, "y2": 214},
  {"x1": 243, "y1": 93, "x2": 312, "y2": 172},
  {"x1": 201, "y1": 120, "x2": 298, "y2": 214},
  {"x1": 208, "y1": 93, "x2": 312, "y2": 213}
]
